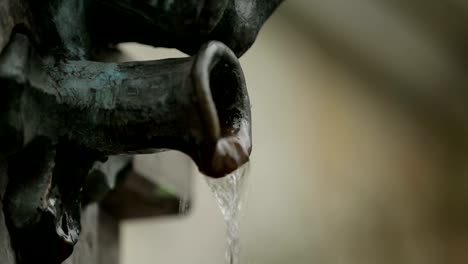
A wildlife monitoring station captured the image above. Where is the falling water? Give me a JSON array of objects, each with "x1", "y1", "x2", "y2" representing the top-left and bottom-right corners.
[
  {"x1": 205, "y1": 163, "x2": 250, "y2": 264},
  {"x1": 178, "y1": 193, "x2": 190, "y2": 214}
]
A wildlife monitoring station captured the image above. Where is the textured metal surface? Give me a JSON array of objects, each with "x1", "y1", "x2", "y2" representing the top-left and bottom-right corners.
[
  {"x1": 0, "y1": 157, "x2": 15, "y2": 264},
  {"x1": 0, "y1": 0, "x2": 281, "y2": 263},
  {"x1": 88, "y1": 0, "x2": 283, "y2": 56}
]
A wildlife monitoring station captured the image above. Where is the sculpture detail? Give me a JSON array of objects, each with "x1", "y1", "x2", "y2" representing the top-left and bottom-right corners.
[{"x1": 0, "y1": 0, "x2": 283, "y2": 263}]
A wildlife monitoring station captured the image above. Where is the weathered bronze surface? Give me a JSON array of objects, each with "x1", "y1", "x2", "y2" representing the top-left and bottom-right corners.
[{"x1": 0, "y1": 0, "x2": 282, "y2": 263}]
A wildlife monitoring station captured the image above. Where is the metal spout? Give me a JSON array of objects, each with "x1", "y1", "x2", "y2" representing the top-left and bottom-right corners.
[
  {"x1": 1, "y1": 34, "x2": 251, "y2": 264},
  {"x1": 189, "y1": 41, "x2": 252, "y2": 177},
  {"x1": 8, "y1": 37, "x2": 251, "y2": 178}
]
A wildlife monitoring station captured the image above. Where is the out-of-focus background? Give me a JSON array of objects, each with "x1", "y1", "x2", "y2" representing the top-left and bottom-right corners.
[{"x1": 117, "y1": 1, "x2": 468, "y2": 264}]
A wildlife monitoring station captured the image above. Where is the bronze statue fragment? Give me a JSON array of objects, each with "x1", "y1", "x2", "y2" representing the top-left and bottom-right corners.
[{"x1": 0, "y1": 0, "x2": 283, "y2": 263}]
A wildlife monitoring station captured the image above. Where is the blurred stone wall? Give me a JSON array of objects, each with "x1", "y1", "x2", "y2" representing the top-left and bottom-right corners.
[{"x1": 121, "y1": 2, "x2": 468, "y2": 264}]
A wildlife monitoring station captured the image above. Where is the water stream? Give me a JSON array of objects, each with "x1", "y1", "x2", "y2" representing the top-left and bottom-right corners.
[
  {"x1": 205, "y1": 163, "x2": 250, "y2": 264},
  {"x1": 178, "y1": 189, "x2": 190, "y2": 214}
]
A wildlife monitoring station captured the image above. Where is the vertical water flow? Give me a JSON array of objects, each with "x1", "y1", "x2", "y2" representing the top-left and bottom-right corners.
[
  {"x1": 178, "y1": 193, "x2": 190, "y2": 214},
  {"x1": 205, "y1": 163, "x2": 250, "y2": 264},
  {"x1": 179, "y1": 177, "x2": 190, "y2": 214}
]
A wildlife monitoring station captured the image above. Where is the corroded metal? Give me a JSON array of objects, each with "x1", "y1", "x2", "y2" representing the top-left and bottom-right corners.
[{"x1": 0, "y1": 0, "x2": 282, "y2": 263}]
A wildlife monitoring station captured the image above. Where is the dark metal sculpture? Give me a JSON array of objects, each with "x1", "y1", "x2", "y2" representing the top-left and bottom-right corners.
[{"x1": 0, "y1": 0, "x2": 283, "y2": 263}]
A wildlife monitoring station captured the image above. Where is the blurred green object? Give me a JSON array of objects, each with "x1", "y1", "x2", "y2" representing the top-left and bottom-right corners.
[{"x1": 153, "y1": 186, "x2": 178, "y2": 199}]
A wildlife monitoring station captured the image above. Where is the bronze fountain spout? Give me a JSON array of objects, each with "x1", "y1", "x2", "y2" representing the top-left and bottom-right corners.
[
  {"x1": 0, "y1": 0, "x2": 282, "y2": 263},
  {"x1": 3, "y1": 35, "x2": 251, "y2": 178},
  {"x1": 0, "y1": 34, "x2": 251, "y2": 263}
]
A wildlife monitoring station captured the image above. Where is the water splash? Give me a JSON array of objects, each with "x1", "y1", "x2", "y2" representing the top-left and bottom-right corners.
[{"x1": 205, "y1": 163, "x2": 250, "y2": 264}]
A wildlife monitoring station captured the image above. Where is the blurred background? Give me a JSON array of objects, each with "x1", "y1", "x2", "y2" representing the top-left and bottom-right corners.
[{"x1": 115, "y1": 1, "x2": 468, "y2": 264}]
